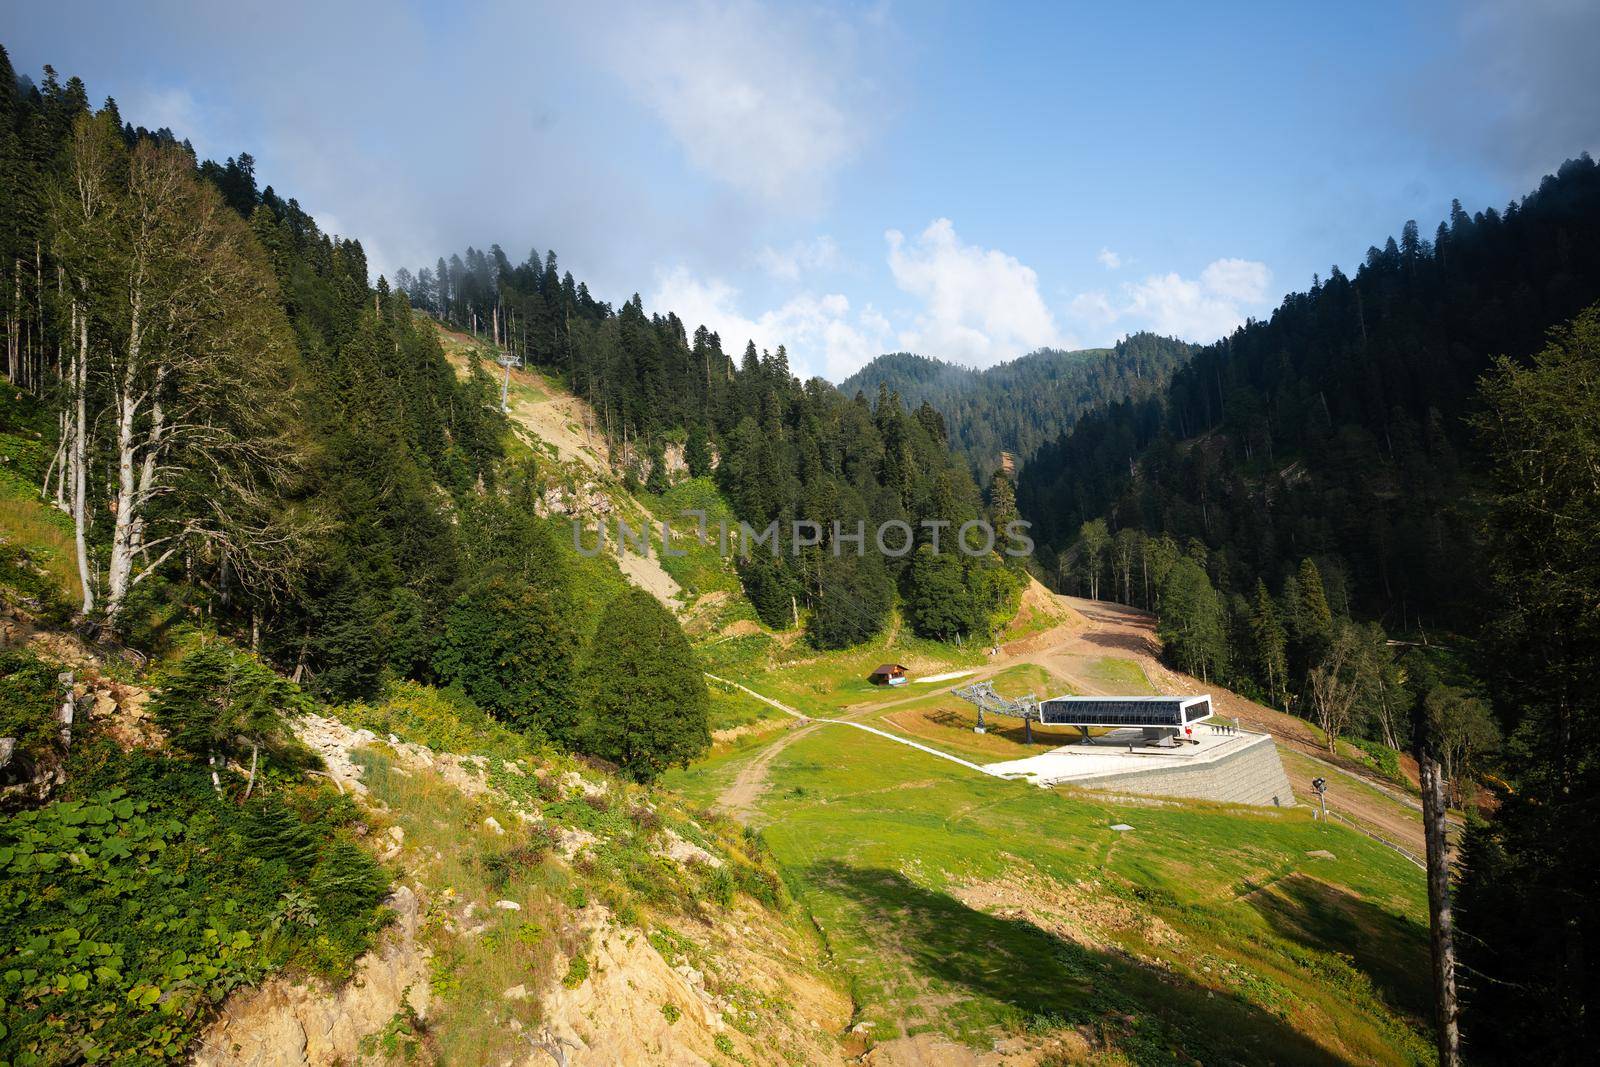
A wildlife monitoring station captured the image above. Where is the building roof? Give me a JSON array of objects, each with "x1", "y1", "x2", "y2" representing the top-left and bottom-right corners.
[
  {"x1": 869, "y1": 663, "x2": 908, "y2": 676},
  {"x1": 1042, "y1": 695, "x2": 1208, "y2": 705}
]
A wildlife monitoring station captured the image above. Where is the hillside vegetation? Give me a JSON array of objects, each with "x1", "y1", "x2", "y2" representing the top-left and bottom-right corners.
[
  {"x1": 0, "y1": 39, "x2": 1506, "y2": 1067},
  {"x1": 1019, "y1": 154, "x2": 1600, "y2": 1060},
  {"x1": 838, "y1": 334, "x2": 1196, "y2": 478}
]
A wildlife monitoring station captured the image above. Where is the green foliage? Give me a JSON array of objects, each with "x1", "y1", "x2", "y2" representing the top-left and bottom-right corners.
[
  {"x1": 339, "y1": 681, "x2": 548, "y2": 765},
  {"x1": 1455, "y1": 309, "x2": 1600, "y2": 1059},
  {"x1": 1156, "y1": 558, "x2": 1228, "y2": 683},
  {"x1": 149, "y1": 643, "x2": 310, "y2": 769},
  {"x1": 1349, "y1": 739, "x2": 1403, "y2": 782},
  {"x1": 0, "y1": 650, "x2": 63, "y2": 789},
  {"x1": 806, "y1": 553, "x2": 893, "y2": 649},
  {"x1": 0, "y1": 753, "x2": 387, "y2": 1062},
  {"x1": 430, "y1": 575, "x2": 579, "y2": 742},
  {"x1": 838, "y1": 336, "x2": 1196, "y2": 479},
  {"x1": 577, "y1": 589, "x2": 710, "y2": 782},
  {"x1": 561, "y1": 954, "x2": 589, "y2": 989}
]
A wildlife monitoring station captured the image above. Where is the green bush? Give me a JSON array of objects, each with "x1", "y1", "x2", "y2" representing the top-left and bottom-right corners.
[
  {"x1": 338, "y1": 681, "x2": 550, "y2": 765},
  {"x1": 0, "y1": 651, "x2": 64, "y2": 791},
  {"x1": 149, "y1": 643, "x2": 312, "y2": 778},
  {"x1": 1351, "y1": 738, "x2": 1404, "y2": 781},
  {"x1": 0, "y1": 750, "x2": 389, "y2": 1062},
  {"x1": 562, "y1": 955, "x2": 590, "y2": 988},
  {"x1": 430, "y1": 575, "x2": 578, "y2": 741}
]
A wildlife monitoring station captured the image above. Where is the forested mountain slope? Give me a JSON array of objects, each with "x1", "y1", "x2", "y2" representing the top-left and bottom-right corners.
[
  {"x1": 1018, "y1": 157, "x2": 1600, "y2": 625},
  {"x1": 404, "y1": 247, "x2": 1030, "y2": 651},
  {"x1": 1015, "y1": 153, "x2": 1600, "y2": 1062},
  {"x1": 838, "y1": 333, "x2": 1195, "y2": 477}
]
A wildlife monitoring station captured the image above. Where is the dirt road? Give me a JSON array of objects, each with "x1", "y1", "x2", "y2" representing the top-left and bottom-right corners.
[{"x1": 1037, "y1": 596, "x2": 1431, "y2": 857}]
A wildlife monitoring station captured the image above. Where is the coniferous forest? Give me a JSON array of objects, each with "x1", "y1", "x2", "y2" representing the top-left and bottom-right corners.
[
  {"x1": 838, "y1": 333, "x2": 1197, "y2": 478},
  {"x1": 1016, "y1": 154, "x2": 1600, "y2": 1061},
  {"x1": 402, "y1": 243, "x2": 1033, "y2": 648},
  {"x1": 3, "y1": 21, "x2": 1600, "y2": 1066}
]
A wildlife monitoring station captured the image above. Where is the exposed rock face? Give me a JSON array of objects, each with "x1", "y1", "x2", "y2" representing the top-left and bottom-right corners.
[
  {"x1": 657, "y1": 828, "x2": 722, "y2": 869},
  {"x1": 537, "y1": 907, "x2": 724, "y2": 1066},
  {"x1": 536, "y1": 481, "x2": 616, "y2": 519},
  {"x1": 192, "y1": 885, "x2": 429, "y2": 1067}
]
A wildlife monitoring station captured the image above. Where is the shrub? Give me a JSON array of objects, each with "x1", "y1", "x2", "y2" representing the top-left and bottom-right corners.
[
  {"x1": 149, "y1": 643, "x2": 311, "y2": 781},
  {"x1": 562, "y1": 955, "x2": 590, "y2": 988},
  {"x1": 1351, "y1": 738, "x2": 1404, "y2": 781},
  {"x1": 0, "y1": 751, "x2": 387, "y2": 1061},
  {"x1": 0, "y1": 650, "x2": 64, "y2": 790}
]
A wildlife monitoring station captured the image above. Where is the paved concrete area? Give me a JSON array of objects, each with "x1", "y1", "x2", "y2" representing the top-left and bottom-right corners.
[{"x1": 984, "y1": 726, "x2": 1296, "y2": 808}]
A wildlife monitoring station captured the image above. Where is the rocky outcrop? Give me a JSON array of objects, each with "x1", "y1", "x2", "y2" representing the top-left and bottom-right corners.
[{"x1": 192, "y1": 885, "x2": 430, "y2": 1067}]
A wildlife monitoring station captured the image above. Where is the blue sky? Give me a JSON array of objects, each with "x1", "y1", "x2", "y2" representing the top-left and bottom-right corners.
[{"x1": 5, "y1": 0, "x2": 1596, "y2": 380}]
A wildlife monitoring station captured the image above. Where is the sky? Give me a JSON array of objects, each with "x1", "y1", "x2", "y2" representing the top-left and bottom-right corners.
[{"x1": 5, "y1": 0, "x2": 1598, "y2": 381}]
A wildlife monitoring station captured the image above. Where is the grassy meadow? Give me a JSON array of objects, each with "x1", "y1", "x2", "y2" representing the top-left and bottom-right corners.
[{"x1": 666, "y1": 722, "x2": 1434, "y2": 1064}]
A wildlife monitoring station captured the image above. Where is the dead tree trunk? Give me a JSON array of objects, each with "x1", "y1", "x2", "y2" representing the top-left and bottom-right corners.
[
  {"x1": 1419, "y1": 746, "x2": 1461, "y2": 1066},
  {"x1": 72, "y1": 310, "x2": 94, "y2": 613}
]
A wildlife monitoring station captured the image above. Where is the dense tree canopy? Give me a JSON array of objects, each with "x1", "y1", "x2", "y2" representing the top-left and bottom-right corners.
[
  {"x1": 839, "y1": 333, "x2": 1196, "y2": 478},
  {"x1": 577, "y1": 589, "x2": 711, "y2": 782},
  {"x1": 409, "y1": 244, "x2": 1027, "y2": 647}
]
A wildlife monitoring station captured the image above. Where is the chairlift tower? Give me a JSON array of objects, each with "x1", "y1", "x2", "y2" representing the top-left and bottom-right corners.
[
  {"x1": 952, "y1": 681, "x2": 1041, "y2": 743},
  {"x1": 497, "y1": 352, "x2": 519, "y2": 412}
]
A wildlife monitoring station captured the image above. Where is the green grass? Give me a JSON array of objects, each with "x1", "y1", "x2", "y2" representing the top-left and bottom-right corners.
[
  {"x1": 0, "y1": 387, "x2": 82, "y2": 606},
  {"x1": 352, "y1": 746, "x2": 571, "y2": 1065},
  {"x1": 846, "y1": 663, "x2": 1094, "y2": 763},
  {"x1": 707, "y1": 680, "x2": 789, "y2": 734},
  {"x1": 1073, "y1": 654, "x2": 1158, "y2": 694},
  {"x1": 637, "y1": 479, "x2": 748, "y2": 599},
  {"x1": 706, "y1": 625, "x2": 987, "y2": 719},
  {"x1": 666, "y1": 723, "x2": 1433, "y2": 1064}
]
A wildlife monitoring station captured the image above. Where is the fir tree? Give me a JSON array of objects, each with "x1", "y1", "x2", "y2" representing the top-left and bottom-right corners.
[{"x1": 577, "y1": 589, "x2": 710, "y2": 781}]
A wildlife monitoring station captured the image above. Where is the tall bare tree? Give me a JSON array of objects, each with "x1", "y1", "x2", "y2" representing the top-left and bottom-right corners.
[{"x1": 50, "y1": 113, "x2": 318, "y2": 629}]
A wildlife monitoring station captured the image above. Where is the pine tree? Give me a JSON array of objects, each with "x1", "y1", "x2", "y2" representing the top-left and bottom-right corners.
[
  {"x1": 431, "y1": 576, "x2": 580, "y2": 742},
  {"x1": 1249, "y1": 579, "x2": 1288, "y2": 705},
  {"x1": 1157, "y1": 559, "x2": 1228, "y2": 683}
]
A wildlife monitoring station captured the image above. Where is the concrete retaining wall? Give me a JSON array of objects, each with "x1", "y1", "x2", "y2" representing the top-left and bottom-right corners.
[{"x1": 1067, "y1": 735, "x2": 1296, "y2": 808}]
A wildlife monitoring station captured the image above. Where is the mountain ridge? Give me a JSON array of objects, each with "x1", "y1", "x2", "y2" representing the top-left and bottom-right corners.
[{"x1": 838, "y1": 334, "x2": 1197, "y2": 476}]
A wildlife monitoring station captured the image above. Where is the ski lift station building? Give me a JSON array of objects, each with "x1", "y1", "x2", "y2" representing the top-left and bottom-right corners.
[{"x1": 1038, "y1": 694, "x2": 1213, "y2": 731}]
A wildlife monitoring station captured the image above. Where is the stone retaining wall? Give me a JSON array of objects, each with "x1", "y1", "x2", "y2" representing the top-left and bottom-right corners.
[{"x1": 1067, "y1": 735, "x2": 1296, "y2": 807}]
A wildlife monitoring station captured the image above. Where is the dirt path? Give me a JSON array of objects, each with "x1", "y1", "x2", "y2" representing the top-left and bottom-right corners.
[
  {"x1": 817, "y1": 594, "x2": 1432, "y2": 858},
  {"x1": 1037, "y1": 596, "x2": 1432, "y2": 857},
  {"x1": 706, "y1": 673, "x2": 998, "y2": 819},
  {"x1": 717, "y1": 721, "x2": 820, "y2": 820}
]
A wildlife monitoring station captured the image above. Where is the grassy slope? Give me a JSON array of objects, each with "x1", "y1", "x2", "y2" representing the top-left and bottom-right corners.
[
  {"x1": 0, "y1": 387, "x2": 82, "y2": 605},
  {"x1": 5, "y1": 343, "x2": 1439, "y2": 1063},
  {"x1": 667, "y1": 723, "x2": 1433, "y2": 1064},
  {"x1": 330, "y1": 685, "x2": 848, "y2": 1065}
]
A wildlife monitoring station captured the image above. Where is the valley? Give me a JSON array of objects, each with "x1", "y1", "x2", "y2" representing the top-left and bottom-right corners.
[{"x1": 3, "y1": 25, "x2": 1597, "y2": 1065}]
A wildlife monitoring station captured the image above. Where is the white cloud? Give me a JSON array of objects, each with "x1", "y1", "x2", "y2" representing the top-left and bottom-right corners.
[
  {"x1": 885, "y1": 219, "x2": 1060, "y2": 366},
  {"x1": 1096, "y1": 247, "x2": 1123, "y2": 270},
  {"x1": 1198, "y1": 257, "x2": 1271, "y2": 304},
  {"x1": 122, "y1": 86, "x2": 212, "y2": 158},
  {"x1": 1068, "y1": 258, "x2": 1274, "y2": 343},
  {"x1": 648, "y1": 265, "x2": 890, "y2": 381},
  {"x1": 596, "y1": 0, "x2": 877, "y2": 208},
  {"x1": 756, "y1": 235, "x2": 841, "y2": 281}
]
